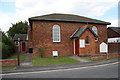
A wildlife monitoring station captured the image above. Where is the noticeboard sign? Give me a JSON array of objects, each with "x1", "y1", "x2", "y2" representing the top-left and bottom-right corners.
[
  {"x1": 100, "y1": 42, "x2": 108, "y2": 53},
  {"x1": 53, "y1": 51, "x2": 58, "y2": 56}
]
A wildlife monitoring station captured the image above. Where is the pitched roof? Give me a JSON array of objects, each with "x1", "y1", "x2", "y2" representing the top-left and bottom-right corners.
[
  {"x1": 13, "y1": 34, "x2": 28, "y2": 41},
  {"x1": 29, "y1": 13, "x2": 111, "y2": 25},
  {"x1": 108, "y1": 27, "x2": 120, "y2": 35},
  {"x1": 70, "y1": 26, "x2": 97, "y2": 39}
]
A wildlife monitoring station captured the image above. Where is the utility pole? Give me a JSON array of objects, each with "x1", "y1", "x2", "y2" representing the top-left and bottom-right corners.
[{"x1": 18, "y1": 38, "x2": 20, "y2": 66}]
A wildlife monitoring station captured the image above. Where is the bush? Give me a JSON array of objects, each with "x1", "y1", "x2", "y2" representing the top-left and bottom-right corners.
[
  {"x1": 2, "y1": 43, "x2": 9, "y2": 59},
  {"x1": 38, "y1": 47, "x2": 44, "y2": 58},
  {"x1": 1, "y1": 31, "x2": 16, "y2": 59},
  {"x1": 7, "y1": 39, "x2": 16, "y2": 54}
]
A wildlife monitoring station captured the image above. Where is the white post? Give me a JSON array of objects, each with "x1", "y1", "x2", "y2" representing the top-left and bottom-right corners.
[
  {"x1": 107, "y1": 42, "x2": 108, "y2": 59},
  {"x1": 18, "y1": 38, "x2": 20, "y2": 53},
  {"x1": 74, "y1": 39, "x2": 75, "y2": 55}
]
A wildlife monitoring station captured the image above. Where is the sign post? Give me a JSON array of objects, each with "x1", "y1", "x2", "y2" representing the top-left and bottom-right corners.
[
  {"x1": 18, "y1": 38, "x2": 20, "y2": 66},
  {"x1": 100, "y1": 42, "x2": 108, "y2": 59}
]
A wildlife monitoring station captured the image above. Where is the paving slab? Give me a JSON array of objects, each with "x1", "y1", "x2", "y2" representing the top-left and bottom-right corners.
[{"x1": 19, "y1": 53, "x2": 32, "y2": 67}]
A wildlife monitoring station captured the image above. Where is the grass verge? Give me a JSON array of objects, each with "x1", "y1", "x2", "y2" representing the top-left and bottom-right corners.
[
  {"x1": 32, "y1": 56, "x2": 80, "y2": 66},
  {"x1": 93, "y1": 57, "x2": 119, "y2": 62},
  {"x1": 2, "y1": 66, "x2": 17, "y2": 70},
  {"x1": 2, "y1": 53, "x2": 27, "y2": 70}
]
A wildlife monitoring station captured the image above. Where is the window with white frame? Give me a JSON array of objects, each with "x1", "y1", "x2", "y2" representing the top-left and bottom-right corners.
[
  {"x1": 92, "y1": 26, "x2": 98, "y2": 35},
  {"x1": 15, "y1": 41, "x2": 19, "y2": 46},
  {"x1": 53, "y1": 24, "x2": 60, "y2": 42},
  {"x1": 80, "y1": 39, "x2": 85, "y2": 48}
]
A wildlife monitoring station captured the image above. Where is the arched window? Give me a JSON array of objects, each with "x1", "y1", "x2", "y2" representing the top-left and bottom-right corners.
[
  {"x1": 86, "y1": 36, "x2": 89, "y2": 44},
  {"x1": 92, "y1": 26, "x2": 98, "y2": 35},
  {"x1": 53, "y1": 24, "x2": 60, "y2": 42}
]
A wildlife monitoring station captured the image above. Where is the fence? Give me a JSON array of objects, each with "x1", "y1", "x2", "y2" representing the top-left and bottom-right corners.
[{"x1": 108, "y1": 42, "x2": 120, "y2": 53}]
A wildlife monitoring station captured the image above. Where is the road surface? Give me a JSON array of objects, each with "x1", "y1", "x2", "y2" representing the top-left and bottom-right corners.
[{"x1": 2, "y1": 62, "x2": 119, "y2": 78}]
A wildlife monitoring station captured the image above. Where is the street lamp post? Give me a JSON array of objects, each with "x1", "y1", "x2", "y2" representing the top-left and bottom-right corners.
[{"x1": 18, "y1": 38, "x2": 20, "y2": 66}]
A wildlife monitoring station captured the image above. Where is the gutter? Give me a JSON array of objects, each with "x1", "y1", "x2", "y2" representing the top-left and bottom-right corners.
[{"x1": 29, "y1": 18, "x2": 111, "y2": 25}]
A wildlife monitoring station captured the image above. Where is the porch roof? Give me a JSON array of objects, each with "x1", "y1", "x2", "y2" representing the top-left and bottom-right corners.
[
  {"x1": 13, "y1": 34, "x2": 28, "y2": 41},
  {"x1": 70, "y1": 26, "x2": 97, "y2": 39}
]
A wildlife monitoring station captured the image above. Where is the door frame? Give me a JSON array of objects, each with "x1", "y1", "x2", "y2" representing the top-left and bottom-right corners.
[{"x1": 74, "y1": 39, "x2": 75, "y2": 55}]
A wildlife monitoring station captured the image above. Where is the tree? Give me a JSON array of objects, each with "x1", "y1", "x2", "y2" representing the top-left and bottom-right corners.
[
  {"x1": 1, "y1": 31, "x2": 16, "y2": 59},
  {"x1": 7, "y1": 21, "x2": 29, "y2": 38}
]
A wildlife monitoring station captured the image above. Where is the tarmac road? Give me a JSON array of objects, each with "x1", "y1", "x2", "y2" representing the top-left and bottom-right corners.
[{"x1": 2, "y1": 62, "x2": 119, "y2": 78}]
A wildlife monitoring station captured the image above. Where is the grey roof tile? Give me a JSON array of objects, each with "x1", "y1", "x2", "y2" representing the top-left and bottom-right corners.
[
  {"x1": 29, "y1": 13, "x2": 111, "y2": 25},
  {"x1": 108, "y1": 27, "x2": 120, "y2": 35},
  {"x1": 13, "y1": 34, "x2": 28, "y2": 41},
  {"x1": 70, "y1": 26, "x2": 97, "y2": 39}
]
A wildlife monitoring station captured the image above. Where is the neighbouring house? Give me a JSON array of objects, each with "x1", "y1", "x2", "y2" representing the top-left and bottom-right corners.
[
  {"x1": 13, "y1": 34, "x2": 28, "y2": 53},
  {"x1": 107, "y1": 27, "x2": 120, "y2": 53},
  {"x1": 107, "y1": 27, "x2": 120, "y2": 42},
  {"x1": 28, "y1": 13, "x2": 111, "y2": 57}
]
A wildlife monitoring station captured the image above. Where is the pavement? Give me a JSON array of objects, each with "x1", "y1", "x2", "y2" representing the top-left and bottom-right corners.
[
  {"x1": 2, "y1": 55, "x2": 119, "y2": 74},
  {"x1": 20, "y1": 53, "x2": 32, "y2": 67}
]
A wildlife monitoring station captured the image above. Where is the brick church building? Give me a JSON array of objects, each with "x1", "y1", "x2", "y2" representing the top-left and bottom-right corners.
[{"x1": 28, "y1": 13, "x2": 111, "y2": 57}]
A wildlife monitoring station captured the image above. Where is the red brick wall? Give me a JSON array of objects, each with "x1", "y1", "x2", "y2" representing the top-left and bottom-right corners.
[
  {"x1": 108, "y1": 43, "x2": 120, "y2": 53},
  {"x1": 30, "y1": 21, "x2": 108, "y2": 57},
  {"x1": 28, "y1": 28, "x2": 33, "y2": 48},
  {"x1": 0, "y1": 59, "x2": 18, "y2": 66},
  {"x1": 79, "y1": 29, "x2": 96, "y2": 55},
  {"x1": 91, "y1": 54, "x2": 120, "y2": 60},
  {"x1": 90, "y1": 25, "x2": 108, "y2": 54}
]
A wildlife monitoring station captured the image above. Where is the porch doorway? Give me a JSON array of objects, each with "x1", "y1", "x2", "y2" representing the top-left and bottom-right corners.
[
  {"x1": 75, "y1": 39, "x2": 78, "y2": 55},
  {"x1": 22, "y1": 42, "x2": 26, "y2": 52}
]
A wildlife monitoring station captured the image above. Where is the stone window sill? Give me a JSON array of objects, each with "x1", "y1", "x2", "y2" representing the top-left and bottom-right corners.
[{"x1": 86, "y1": 44, "x2": 90, "y2": 45}]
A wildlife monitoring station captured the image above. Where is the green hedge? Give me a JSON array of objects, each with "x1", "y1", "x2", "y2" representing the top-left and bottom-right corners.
[
  {"x1": 2, "y1": 31, "x2": 16, "y2": 59},
  {"x1": 2, "y1": 43, "x2": 9, "y2": 59}
]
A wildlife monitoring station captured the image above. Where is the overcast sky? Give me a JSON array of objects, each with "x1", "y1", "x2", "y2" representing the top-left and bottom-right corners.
[{"x1": 0, "y1": 0, "x2": 119, "y2": 32}]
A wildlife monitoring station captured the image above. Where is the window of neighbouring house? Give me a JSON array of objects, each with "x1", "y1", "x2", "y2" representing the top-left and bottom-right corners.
[
  {"x1": 15, "y1": 41, "x2": 19, "y2": 46},
  {"x1": 86, "y1": 36, "x2": 89, "y2": 44},
  {"x1": 53, "y1": 24, "x2": 60, "y2": 42},
  {"x1": 92, "y1": 26, "x2": 98, "y2": 35}
]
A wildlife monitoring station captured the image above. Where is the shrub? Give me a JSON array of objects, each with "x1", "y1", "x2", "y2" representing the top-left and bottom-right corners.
[
  {"x1": 2, "y1": 43, "x2": 10, "y2": 59},
  {"x1": 1, "y1": 31, "x2": 16, "y2": 59},
  {"x1": 38, "y1": 46, "x2": 44, "y2": 58}
]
